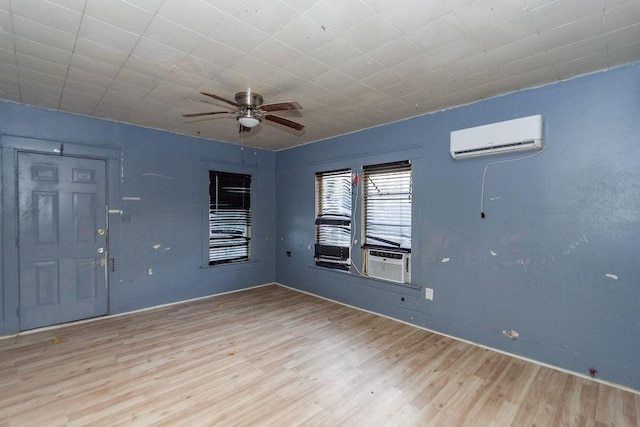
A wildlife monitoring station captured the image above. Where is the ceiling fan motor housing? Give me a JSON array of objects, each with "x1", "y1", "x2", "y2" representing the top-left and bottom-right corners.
[{"x1": 235, "y1": 91, "x2": 263, "y2": 107}]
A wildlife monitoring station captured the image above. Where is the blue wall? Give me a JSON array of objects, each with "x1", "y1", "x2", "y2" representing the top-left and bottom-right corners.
[
  {"x1": 1, "y1": 62, "x2": 638, "y2": 391},
  {"x1": 275, "y1": 62, "x2": 640, "y2": 391},
  {"x1": 1, "y1": 102, "x2": 276, "y2": 334}
]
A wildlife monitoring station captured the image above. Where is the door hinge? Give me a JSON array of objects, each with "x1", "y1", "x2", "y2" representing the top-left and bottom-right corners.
[{"x1": 110, "y1": 258, "x2": 116, "y2": 272}]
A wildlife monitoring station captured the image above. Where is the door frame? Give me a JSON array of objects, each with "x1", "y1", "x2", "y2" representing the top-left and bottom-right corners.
[{"x1": 1, "y1": 136, "x2": 121, "y2": 335}]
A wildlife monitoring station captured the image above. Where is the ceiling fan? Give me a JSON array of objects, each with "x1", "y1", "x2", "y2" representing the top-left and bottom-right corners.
[{"x1": 183, "y1": 91, "x2": 304, "y2": 133}]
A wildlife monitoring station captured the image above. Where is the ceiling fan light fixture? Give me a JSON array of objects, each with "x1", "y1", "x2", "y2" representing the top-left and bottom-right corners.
[
  {"x1": 238, "y1": 115, "x2": 260, "y2": 128},
  {"x1": 237, "y1": 109, "x2": 261, "y2": 128}
]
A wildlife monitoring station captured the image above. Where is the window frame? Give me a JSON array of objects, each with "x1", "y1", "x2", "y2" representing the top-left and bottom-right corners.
[
  {"x1": 208, "y1": 170, "x2": 252, "y2": 266},
  {"x1": 361, "y1": 160, "x2": 412, "y2": 252},
  {"x1": 314, "y1": 168, "x2": 353, "y2": 271}
]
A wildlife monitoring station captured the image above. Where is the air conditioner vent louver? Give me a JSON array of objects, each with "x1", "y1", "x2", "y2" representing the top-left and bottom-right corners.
[
  {"x1": 450, "y1": 115, "x2": 543, "y2": 159},
  {"x1": 366, "y1": 249, "x2": 411, "y2": 284}
]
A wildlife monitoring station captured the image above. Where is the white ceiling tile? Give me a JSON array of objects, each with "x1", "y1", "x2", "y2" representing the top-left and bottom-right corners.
[
  {"x1": 231, "y1": 56, "x2": 280, "y2": 83},
  {"x1": 284, "y1": 56, "x2": 331, "y2": 81},
  {"x1": 361, "y1": 68, "x2": 404, "y2": 90},
  {"x1": 162, "y1": 68, "x2": 208, "y2": 90},
  {"x1": 66, "y1": 67, "x2": 112, "y2": 88},
  {"x1": 74, "y1": 37, "x2": 129, "y2": 68},
  {"x1": 369, "y1": 37, "x2": 423, "y2": 67},
  {"x1": 279, "y1": 0, "x2": 321, "y2": 13},
  {"x1": 545, "y1": 36, "x2": 608, "y2": 64},
  {"x1": 0, "y1": 8, "x2": 12, "y2": 32},
  {"x1": 411, "y1": 67, "x2": 454, "y2": 89},
  {"x1": 445, "y1": 53, "x2": 499, "y2": 79},
  {"x1": 17, "y1": 53, "x2": 68, "y2": 78},
  {"x1": 309, "y1": 37, "x2": 363, "y2": 69},
  {"x1": 118, "y1": 0, "x2": 163, "y2": 13},
  {"x1": 407, "y1": 14, "x2": 469, "y2": 52},
  {"x1": 12, "y1": 15, "x2": 76, "y2": 50},
  {"x1": 488, "y1": 34, "x2": 546, "y2": 64},
  {"x1": 454, "y1": 0, "x2": 528, "y2": 33},
  {"x1": 12, "y1": 0, "x2": 82, "y2": 34},
  {"x1": 64, "y1": 78, "x2": 109, "y2": 98},
  {"x1": 14, "y1": 37, "x2": 72, "y2": 66},
  {"x1": 71, "y1": 53, "x2": 120, "y2": 79},
  {"x1": 338, "y1": 55, "x2": 385, "y2": 81},
  {"x1": 143, "y1": 16, "x2": 204, "y2": 53},
  {"x1": 230, "y1": 0, "x2": 299, "y2": 34},
  {"x1": 473, "y1": 13, "x2": 539, "y2": 50},
  {"x1": 391, "y1": 53, "x2": 442, "y2": 79},
  {"x1": 211, "y1": 68, "x2": 253, "y2": 91},
  {"x1": 608, "y1": 41, "x2": 640, "y2": 66},
  {"x1": 379, "y1": 80, "x2": 421, "y2": 97},
  {"x1": 175, "y1": 56, "x2": 226, "y2": 80},
  {"x1": 539, "y1": 14, "x2": 606, "y2": 50},
  {"x1": 207, "y1": 17, "x2": 269, "y2": 54},
  {"x1": 79, "y1": 16, "x2": 141, "y2": 52},
  {"x1": 274, "y1": 15, "x2": 333, "y2": 53},
  {"x1": 60, "y1": 88, "x2": 101, "y2": 105},
  {"x1": 555, "y1": 52, "x2": 609, "y2": 80},
  {"x1": 379, "y1": 0, "x2": 451, "y2": 32},
  {"x1": 312, "y1": 70, "x2": 355, "y2": 91},
  {"x1": 500, "y1": 51, "x2": 552, "y2": 76},
  {"x1": 251, "y1": 38, "x2": 304, "y2": 67},
  {"x1": 85, "y1": 0, "x2": 154, "y2": 35},
  {"x1": 606, "y1": 23, "x2": 640, "y2": 49},
  {"x1": 305, "y1": 0, "x2": 374, "y2": 35},
  {"x1": 109, "y1": 79, "x2": 154, "y2": 99},
  {"x1": 429, "y1": 36, "x2": 485, "y2": 66},
  {"x1": 442, "y1": 0, "x2": 476, "y2": 10},
  {"x1": 288, "y1": 81, "x2": 330, "y2": 99},
  {"x1": 528, "y1": 0, "x2": 605, "y2": 33},
  {"x1": 122, "y1": 54, "x2": 173, "y2": 79},
  {"x1": 0, "y1": 60, "x2": 17, "y2": 77},
  {"x1": 132, "y1": 38, "x2": 186, "y2": 63},
  {"x1": 190, "y1": 38, "x2": 245, "y2": 68},
  {"x1": 158, "y1": 0, "x2": 226, "y2": 35},
  {"x1": 259, "y1": 70, "x2": 305, "y2": 92},
  {"x1": 341, "y1": 14, "x2": 402, "y2": 53},
  {"x1": 605, "y1": 1, "x2": 640, "y2": 30},
  {"x1": 18, "y1": 66, "x2": 65, "y2": 86},
  {"x1": 102, "y1": 87, "x2": 144, "y2": 106},
  {"x1": 359, "y1": 0, "x2": 397, "y2": 12},
  {"x1": 199, "y1": 0, "x2": 243, "y2": 13},
  {"x1": 313, "y1": 90, "x2": 350, "y2": 106}
]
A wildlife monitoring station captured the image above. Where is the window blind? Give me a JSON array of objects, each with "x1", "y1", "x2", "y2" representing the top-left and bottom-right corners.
[
  {"x1": 209, "y1": 171, "x2": 251, "y2": 265},
  {"x1": 363, "y1": 161, "x2": 411, "y2": 250},
  {"x1": 315, "y1": 169, "x2": 352, "y2": 270}
]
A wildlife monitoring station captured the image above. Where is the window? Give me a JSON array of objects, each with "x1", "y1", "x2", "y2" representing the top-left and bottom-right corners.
[
  {"x1": 363, "y1": 161, "x2": 412, "y2": 250},
  {"x1": 314, "y1": 169, "x2": 352, "y2": 270},
  {"x1": 208, "y1": 171, "x2": 251, "y2": 265}
]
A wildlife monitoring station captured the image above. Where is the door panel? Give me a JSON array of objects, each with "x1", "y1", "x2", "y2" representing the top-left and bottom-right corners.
[{"x1": 18, "y1": 152, "x2": 108, "y2": 330}]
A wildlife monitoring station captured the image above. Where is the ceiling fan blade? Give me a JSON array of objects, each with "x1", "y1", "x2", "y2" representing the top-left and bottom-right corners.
[
  {"x1": 260, "y1": 101, "x2": 302, "y2": 112},
  {"x1": 200, "y1": 91, "x2": 239, "y2": 107},
  {"x1": 182, "y1": 111, "x2": 231, "y2": 117},
  {"x1": 264, "y1": 115, "x2": 305, "y2": 130}
]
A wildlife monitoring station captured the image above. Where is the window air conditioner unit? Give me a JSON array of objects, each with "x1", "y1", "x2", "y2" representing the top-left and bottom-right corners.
[
  {"x1": 450, "y1": 115, "x2": 543, "y2": 159},
  {"x1": 366, "y1": 249, "x2": 411, "y2": 284}
]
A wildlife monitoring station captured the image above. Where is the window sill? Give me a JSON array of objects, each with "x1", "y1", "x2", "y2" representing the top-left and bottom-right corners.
[
  {"x1": 308, "y1": 264, "x2": 420, "y2": 290},
  {"x1": 201, "y1": 259, "x2": 257, "y2": 273}
]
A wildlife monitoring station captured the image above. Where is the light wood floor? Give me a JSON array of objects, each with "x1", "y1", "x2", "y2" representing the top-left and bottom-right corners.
[{"x1": 0, "y1": 285, "x2": 638, "y2": 426}]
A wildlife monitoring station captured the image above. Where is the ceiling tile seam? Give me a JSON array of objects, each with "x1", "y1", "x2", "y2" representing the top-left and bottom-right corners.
[
  {"x1": 57, "y1": 0, "x2": 88, "y2": 110},
  {"x1": 522, "y1": 2, "x2": 561, "y2": 82},
  {"x1": 601, "y1": 1, "x2": 611, "y2": 69},
  {"x1": 8, "y1": 0, "x2": 21, "y2": 102},
  {"x1": 87, "y1": 2, "x2": 158, "y2": 117}
]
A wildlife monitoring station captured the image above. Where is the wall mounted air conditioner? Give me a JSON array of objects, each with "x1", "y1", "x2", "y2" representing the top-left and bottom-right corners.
[
  {"x1": 450, "y1": 115, "x2": 543, "y2": 159},
  {"x1": 366, "y1": 249, "x2": 411, "y2": 284}
]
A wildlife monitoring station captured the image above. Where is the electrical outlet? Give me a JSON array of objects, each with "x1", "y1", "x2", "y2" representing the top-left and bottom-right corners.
[{"x1": 425, "y1": 287, "x2": 434, "y2": 301}]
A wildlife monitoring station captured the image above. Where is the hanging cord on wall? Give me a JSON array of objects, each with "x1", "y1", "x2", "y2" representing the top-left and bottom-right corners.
[
  {"x1": 480, "y1": 146, "x2": 545, "y2": 218},
  {"x1": 351, "y1": 171, "x2": 365, "y2": 276}
]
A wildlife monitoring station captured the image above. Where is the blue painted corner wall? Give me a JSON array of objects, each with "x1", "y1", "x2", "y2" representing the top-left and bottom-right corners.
[
  {"x1": 1, "y1": 62, "x2": 638, "y2": 391},
  {"x1": 275, "y1": 62, "x2": 640, "y2": 391},
  {"x1": 1, "y1": 103, "x2": 276, "y2": 334}
]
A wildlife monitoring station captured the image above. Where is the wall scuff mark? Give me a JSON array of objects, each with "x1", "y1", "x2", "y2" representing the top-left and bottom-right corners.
[
  {"x1": 441, "y1": 257, "x2": 450, "y2": 263},
  {"x1": 605, "y1": 273, "x2": 619, "y2": 280}
]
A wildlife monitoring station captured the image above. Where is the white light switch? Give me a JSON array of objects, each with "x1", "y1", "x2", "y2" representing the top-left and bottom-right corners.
[{"x1": 425, "y1": 287, "x2": 434, "y2": 301}]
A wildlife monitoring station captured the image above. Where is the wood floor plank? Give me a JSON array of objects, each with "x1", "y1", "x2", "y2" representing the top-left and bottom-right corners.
[{"x1": 0, "y1": 284, "x2": 637, "y2": 426}]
